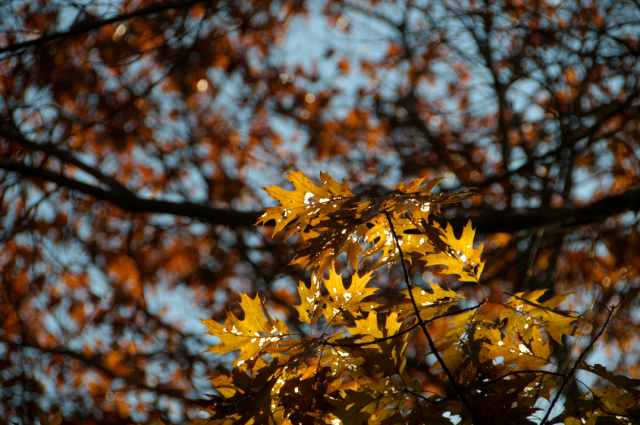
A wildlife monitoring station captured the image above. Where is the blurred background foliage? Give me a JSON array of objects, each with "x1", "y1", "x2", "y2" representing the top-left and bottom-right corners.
[{"x1": 1, "y1": 0, "x2": 639, "y2": 423}]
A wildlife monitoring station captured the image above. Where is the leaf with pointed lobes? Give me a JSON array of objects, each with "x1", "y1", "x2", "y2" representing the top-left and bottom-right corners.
[
  {"x1": 550, "y1": 388, "x2": 637, "y2": 425},
  {"x1": 258, "y1": 171, "x2": 478, "y2": 275},
  {"x1": 420, "y1": 220, "x2": 484, "y2": 282},
  {"x1": 201, "y1": 293, "x2": 291, "y2": 364},
  {"x1": 481, "y1": 326, "x2": 550, "y2": 372},
  {"x1": 344, "y1": 311, "x2": 411, "y2": 377},
  {"x1": 326, "y1": 375, "x2": 414, "y2": 425},
  {"x1": 294, "y1": 272, "x2": 323, "y2": 325},
  {"x1": 321, "y1": 267, "x2": 380, "y2": 325},
  {"x1": 501, "y1": 290, "x2": 582, "y2": 343},
  {"x1": 192, "y1": 359, "x2": 285, "y2": 425},
  {"x1": 256, "y1": 169, "x2": 354, "y2": 238}
]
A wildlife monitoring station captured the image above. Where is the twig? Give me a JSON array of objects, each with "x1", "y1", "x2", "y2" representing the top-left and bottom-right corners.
[
  {"x1": 462, "y1": 370, "x2": 565, "y2": 389},
  {"x1": 540, "y1": 300, "x2": 622, "y2": 425},
  {"x1": 384, "y1": 211, "x2": 485, "y2": 425},
  {"x1": 324, "y1": 305, "x2": 481, "y2": 348},
  {"x1": 0, "y1": 0, "x2": 207, "y2": 55}
]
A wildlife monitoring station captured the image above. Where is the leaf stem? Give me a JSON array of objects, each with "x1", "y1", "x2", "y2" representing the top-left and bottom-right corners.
[{"x1": 384, "y1": 211, "x2": 485, "y2": 425}]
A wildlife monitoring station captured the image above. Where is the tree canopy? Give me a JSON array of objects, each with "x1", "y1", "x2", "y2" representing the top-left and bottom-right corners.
[{"x1": 1, "y1": 0, "x2": 640, "y2": 424}]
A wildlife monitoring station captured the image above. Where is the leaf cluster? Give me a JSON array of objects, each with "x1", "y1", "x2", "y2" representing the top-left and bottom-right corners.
[{"x1": 188, "y1": 172, "x2": 639, "y2": 423}]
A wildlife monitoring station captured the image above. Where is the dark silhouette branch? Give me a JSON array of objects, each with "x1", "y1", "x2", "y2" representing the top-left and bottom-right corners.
[
  {"x1": 0, "y1": 337, "x2": 190, "y2": 401},
  {"x1": 0, "y1": 158, "x2": 260, "y2": 227},
  {"x1": 540, "y1": 300, "x2": 621, "y2": 425},
  {"x1": 1, "y1": 155, "x2": 639, "y2": 234},
  {"x1": 0, "y1": 127, "x2": 133, "y2": 196},
  {"x1": 384, "y1": 211, "x2": 485, "y2": 425},
  {"x1": 447, "y1": 186, "x2": 640, "y2": 234},
  {"x1": 0, "y1": 0, "x2": 207, "y2": 55}
]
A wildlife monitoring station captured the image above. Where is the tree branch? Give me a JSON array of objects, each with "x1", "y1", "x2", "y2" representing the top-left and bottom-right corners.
[
  {"x1": 447, "y1": 185, "x2": 640, "y2": 234},
  {"x1": 540, "y1": 300, "x2": 621, "y2": 425},
  {"x1": 0, "y1": 127, "x2": 133, "y2": 196},
  {"x1": 0, "y1": 158, "x2": 260, "y2": 227},
  {"x1": 2, "y1": 155, "x2": 639, "y2": 234},
  {"x1": 0, "y1": 337, "x2": 190, "y2": 401},
  {"x1": 0, "y1": 0, "x2": 207, "y2": 55},
  {"x1": 384, "y1": 211, "x2": 485, "y2": 425}
]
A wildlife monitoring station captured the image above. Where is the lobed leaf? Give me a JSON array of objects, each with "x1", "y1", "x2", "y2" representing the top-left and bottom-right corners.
[
  {"x1": 320, "y1": 268, "x2": 380, "y2": 325},
  {"x1": 257, "y1": 169, "x2": 354, "y2": 239},
  {"x1": 420, "y1": 220, "x2": 484, "y2": 282},
  {"x1": 259, "y1": 170, "x2": 477, "y2": 275},
  {"x1": 201, "y1": 293, "x2": 292, "y2": 365}
]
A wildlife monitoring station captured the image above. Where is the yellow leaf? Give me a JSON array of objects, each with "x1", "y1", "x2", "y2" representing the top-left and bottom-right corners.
[
  {"x1": 38, "y1": 410, "x2": 63, "y2": 425},
  {"x1": 421, "y1": 220, "x2": 484, "y2": 282},
  {"x1": 395, "y1": 281, "x2": 464, "y2": 321},
  {"x1": 321, "y1": 267, "x2": 379, "y2": 324},
  {"x1": 502, "y1": 291, "x2": 581, "y2": 344},
  {"x1": 293, "y1": 272, "x2": 323, "y2": 325},
  {"x1": 257, "y1": 171, "x2": 477, "y2": 275},
  {"x1": 201, "y1": 293, "x2": 291, "y2": 364},
  {"x1": 257, "y1": 169, "x2": 354, "y2": 238}
]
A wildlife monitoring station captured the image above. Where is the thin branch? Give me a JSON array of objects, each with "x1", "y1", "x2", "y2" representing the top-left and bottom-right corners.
[
  {"x1": 323, "y1": 305, "x2": 481, "y2": 348},
  {"x1": 384, "y1": 211, "x2": 485, "y2": 425},
  {"x1": 446, "y1": 183, "x2": 640, "y2": 234},
  {"x1": 0, "y1": 158, "x2": 260, "y2": 227},
  {"x1": 0, "y1": 337, "x2": 190, "y2": 401},
  {"x1": 462, "y1": 370, "x2": 566, "y2": 390},
  {"x1": 0, "y1": 0, "x2": 207, "y2": 55},
  {"x1": 0, "y1": 127, "x2": 132, "y2": 196},
  {"x1": 540, "y1": 300, "x2": 622, "y2": 425}
]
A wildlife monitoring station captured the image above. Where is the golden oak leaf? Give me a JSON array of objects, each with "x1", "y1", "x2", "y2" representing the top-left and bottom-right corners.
[
  {"x1": 430, "y1": 310, "x2": 477, "y2": 374},
  {"x1": 201, "y1": 293, "x2": 291, "y2": 364},
  {"x1": 481, "y1": 332, "x2": 549, "y2": 372},
  {"x1": 349, "y1": 309, "x2": 383, "y2": 339},
  {"x1": 321, "y1": 268, "x2": 379, "y2": 324},
  {"x1": 294, "y1": 272, "x2": 323, "y2": 325},
  {"x1": 394, "y1": 281, "x2": 464, "y2": 321},
  {"x1": 257, "y1": 169, "x2": 354, "y2": 238},
  {"x1": 258, "y1": 171, "x2": 477, "y2": 275},
  {"x1": 421, "y1": 220, "x2": 484, "y2": 282},
  {"x1": 501, "y1": 291, "x2": 581, "y2": 343}
]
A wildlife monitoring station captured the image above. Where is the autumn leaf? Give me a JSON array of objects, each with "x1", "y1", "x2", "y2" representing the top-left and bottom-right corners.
[
  {"x1": 420, "y1": 220, "x2": 484, "y2": 282},
  {"x1": 38, "y1": 410, "x2": 63, "y2": 425},
  {"x1": 481, "y1": 326, "x2": 549, "y2": 372},
  {"x1": 293, "y1": 272, "x2": 323, "y2": 325},
  {"x1": 579, "y1": 363, "x2": 640, "y2": 397},
  {"x1": 501, "y1": 291, "x2": 582, "y2": 343},
  {"x1": 201, "y1": 293, "x2": 292, "y2": 365},
  {"x1": 260, "y1": 170, "x2": 477, "y2": 274},
  {"x1": 394, "y1": 281, "x2": 464, "y2": 322},
  {"x1": 256, "y1": 169, "x2": 354, "y2": 238},
  {"x1": 320, "y1": 267, "x2": 380, "y2": 324}
]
